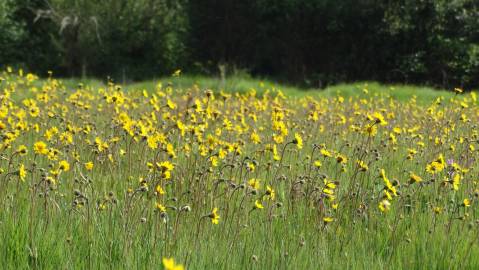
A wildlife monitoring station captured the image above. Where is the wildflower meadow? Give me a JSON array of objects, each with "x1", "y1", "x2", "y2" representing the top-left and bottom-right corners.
[{"x1": 0, "y1": 69, "x2": 478, "y2": 269}]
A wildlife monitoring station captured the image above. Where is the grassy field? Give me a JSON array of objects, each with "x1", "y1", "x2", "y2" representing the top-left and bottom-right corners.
[
  {"x1": 0, "y1": 70, "x2": 477, "y2": 269},
  {"x1": 55, "y1": 74, "x2": 455, "y2": 102}
]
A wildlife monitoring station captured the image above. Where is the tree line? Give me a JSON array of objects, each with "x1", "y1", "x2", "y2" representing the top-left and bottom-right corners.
[{"x1": 1, "y1": 0, "x2": 478, "y2": 88}]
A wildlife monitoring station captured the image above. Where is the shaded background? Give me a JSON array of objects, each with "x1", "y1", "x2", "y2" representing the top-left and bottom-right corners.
[{"x1": 1, "y1": 0, "x2": 478, "y2": 88}]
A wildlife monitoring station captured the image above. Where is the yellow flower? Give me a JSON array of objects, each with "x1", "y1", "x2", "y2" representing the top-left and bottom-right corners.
[
  {"x1": 369, "y1": 112, "x2": 387, "y2": 125},
  {"x1": 254, "y1": 200, "x2": 264, "y2": 209},
  {"x1": 18, "y1": 164, "x2": 27, "y2": 181},
  {"x1": 248, "y1": 178, "x2": 260, "y2": 190},
  {"x1": 323, "y1": 216, "x2": 334, "y2": 223},
  {"x1": 59, "y1": 160, "x2": 70, "y2": 172},
  {"x1": 162, "y1": 257, "x2": 184, "y2": 270},
  {"x1": 156, "y1": 203, "x2": 166, "y2": 213},
  {"x1": 378, "y1": 199, "x2": 391, "y2": 212},
  {"x1": 16, "y1": 145, "x2": 28, "y2": 155},
  {"x1": 250, "y1": 131, "x2": 261, "y2": 144},
  {"x1": 265, "y1": 185, "x2": 275, "y2": 200},
  {"x1": 33, "y1": 141, "x2": 48, "y2": 155},
  {"x1": 463, "y1": 198, "x2": 471, "y2": 207},
  {"x1": 336, "y1": 154, "x2": 348, "y2": 164},
  {"x1": 453, "y1": 173, "x2": 461, "y2": 191},
  {"x1": 409, "y1": 172, "x2": 422, "y2": 184},
  {"x1": 156, "y1": 185, "x2": 166, "y2": 195},
  {"x1": 356, "y1": 160, "x2": 368, "y2": 171},
  {"x1": 320, "y1": 149, "x2": 332, "y2": 157},
  {"x1": 84, "y1": 162, "x2": 94, "y2": 171},
  {"x1": 293, "y1": 133, "x2": 303, "y2": 149},
  {"x1": 209, "y1": 207, "x2": 220, "y2": 224},
  {"x1": 157, "y1": 161, "x2": 175, "y2": 172}
]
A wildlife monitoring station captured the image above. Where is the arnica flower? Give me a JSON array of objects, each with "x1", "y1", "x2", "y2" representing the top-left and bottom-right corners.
[
  {"x1": 18, "y1": 164, "x2": 27, "y2": 181},
  {"x1": 209, "y1": 207, "x2": 220, "y2": 224},
  {"x1": 356, "y1": 160, "x2": 368, "y2": 171},
  {"x1": 59, "y1": 160, "x2": 70, "y2": 172},
  {"x1": 254, "y1": 200, "x2": 264, "y2": 209},
  {"x1": 265, "y1": 185, "x2": 275, "y2": 200},
  {"x1": 84, "y1": 162, "x2": 94, "y2": 171},
  {"x1": 248, "y1": 178, "x2": 260, "y2": 190},
  {"x1": 462, "y1": 198, "x2": 471, "y2": 207},
  {"x1": 369, "y1": 112, "x2": 388, "y2": 125},
  {"x1": 157, "y1": 161, "x2": 174, "y2": 172},
  {"x1": 365, "y1": 123, "x2": 378, "y2": 137},
  {"x1": 250, "y1": 131, "x2": 261, "y2": 144},
  {"x1": 156, "y1": 203, "x2": 166, "y2": 213},
  {"x1": 452, "y1": 173, "x2": 461, "y2": 191},
  {"x1": 323, "y1": 216, "x2": 334, "y2": 223},
  {"x1": 320, "y1": 149, "x2": 332, "y2": 158},
  {"x1": 378, "y1": 199, "x2": 391, "y2": 212},
  {"x1": 33, "y1": 141, "x2": 48, "y2": 155},
  {"x1": 162, "y1": 257, "x2": 184, "y2": 270},
  {"x1": 16, "y1": 145, "x2": 27, "y2": 155},
  {"x1": 409, "y1": 172, "x2": 422, "y2": 184},
  {"x1": 156, "y1": 185, "x2": 166, "y2": 196},
  {"x1": 293, "y1": 133, "x2": 303, "y2": 149},
  {"x1": 336, "y1": 154, "x2": 348, "y2": 164}
]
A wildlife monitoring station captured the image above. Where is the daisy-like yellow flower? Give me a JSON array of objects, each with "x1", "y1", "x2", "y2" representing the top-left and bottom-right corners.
[
  {"x1": 248, "y1": 178, "x2": 261, "y2": 190},
  {"x1": 462, "y1": 198, "x2": 471, "y2": 207},
  {"x1": 58, "y1": 160, "x2": 70, "y2": 172},
  {"x1": 254, "y1": 200, "x2": 264, "y2": 209},
  {"x1": 209, "y1": 207, "x2": 220, "y2": 224},
  {"x1": 18, "y1": 164, "x2": 27, "y2": 181},
  {"x1": 336, "y1": 154, "x2": 348, "y2": 164},
  {"x1": 323, "y1": 216, "x2": 334, "y2": 223},
  {"x1": 156, "y1": 203, "x2": 166, "y2": 213},
  {"x1": 453, "y1": 173, "x2": 461, "y2": 191},
  {"x1": 157, "y1": 161, "x2": 175, "y2": 172},
  {"x1": 162, "y1": 257, "x2": 184, "y2": 270},
  {"x1": 320, "y1": 148, "x2": 332, "y2": 157},
  {"x1": 409, "y1": 172, "x2": 422, "y2": 184},
  {"x1": 378, "y1": 199, "x2": 391, "y2": 212},
  {"x1": 156, "y1": 185, "x2": 166, "y2": 195},
  {"x1": 293, "y1": 133, "x2": 303, "y2": 149},
  {"x1": 356, "y1": 159, "x2": 368, "y2": 171},
  {"x1": 84, "y1": 162, "x2": 94, "y2": 171},
  {"x1": 34, "y1": 141, "x2": 48, "y2": 155},
  {"x1": 265, "y1": 185, "x2": 275, "y2": 200},
  {"x1": 16, "y1": 145, "x2": 28, "y2": 155}
]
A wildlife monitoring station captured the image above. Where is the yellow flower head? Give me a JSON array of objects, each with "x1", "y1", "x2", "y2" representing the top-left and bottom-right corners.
[
  {"x1": 248, "y1": 178, "x2": 261, "y2": 190},
  {"x1": 209, "y1": 207, "x2": 220, "y2": 224},
  {"x1": 59, "y1": 160, "x2": 70, "y2": 172},
  {"x1": 254, "y1": 200, "x2": 264, "y2": 209},
  {"x1": 162, "y1": 257, "x2": 184, "y2": 270},
  {"x1": 293, "y1": 133, "x2": 303, "y2": 149},
  {"x1": 84, "y1": 162, "x2": 94, "y2": 171},
  {"x1": 34, "y1": 141, "x2": 48, "y2": 155}
]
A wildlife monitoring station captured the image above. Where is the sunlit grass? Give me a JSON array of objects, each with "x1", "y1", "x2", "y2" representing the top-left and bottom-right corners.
[{"x1": 0, "y1": 69, "x2": 477, "y2": 269}]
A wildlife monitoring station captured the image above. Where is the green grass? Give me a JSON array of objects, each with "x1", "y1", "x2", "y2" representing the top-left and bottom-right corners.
[
  {"x1": 54, "y1": 74, "x2": 455, "y2": 102},
  {"x1": 1, "y1": 73, "x2": 477, "y2": 269}
]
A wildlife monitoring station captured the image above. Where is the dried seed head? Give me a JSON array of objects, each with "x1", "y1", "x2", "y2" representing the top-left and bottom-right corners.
[{"x1": 181, "y1": 205, "x2": 191, "y2": 212}]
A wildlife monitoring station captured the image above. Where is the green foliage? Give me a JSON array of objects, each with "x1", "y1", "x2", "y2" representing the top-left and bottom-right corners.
[
  {"x1": 1, "y1": 0, "x2": 478, "y2": 87},
  {"x1": 0, "y1": 0, "x2": 26, "y2": 65}
]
